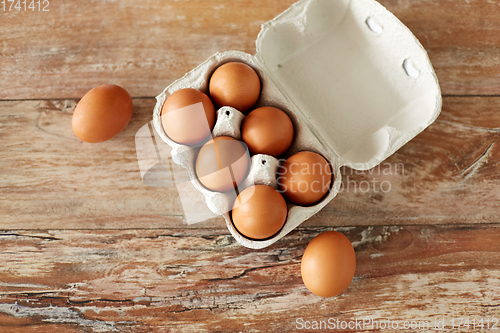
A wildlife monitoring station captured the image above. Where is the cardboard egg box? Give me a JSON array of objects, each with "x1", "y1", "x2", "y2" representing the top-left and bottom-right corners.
[{"x1": 152, "y1": 0, "x2": 442, "y2": 249}]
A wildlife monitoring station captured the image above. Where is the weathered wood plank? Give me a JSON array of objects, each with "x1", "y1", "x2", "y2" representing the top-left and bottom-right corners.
[
  {"x1": 1, "y1": 0, "x2": 500, "y2": 99},
  {"x1": 381, "y1": 0, "x2": 500, "y2": 96},
  {"x1": 312, "y1": 96, "x2": 500, "y2": 227},
  {"x1": 0, "y1": 99, "x2": 195, "y2": 229},
  {"x1": 0, "y1": 0, "x2": 296, "y2": 100},
  {"x1": 0, "y1": 226, "x2": 499, "y2": 332},
  {"x1": 2, "y1": 97, "x2": 500, "y2": 229}
]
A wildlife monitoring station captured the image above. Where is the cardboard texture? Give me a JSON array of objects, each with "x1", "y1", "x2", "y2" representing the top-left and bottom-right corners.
[{"x1": 151, "y1": 0, "x2": 441, "y2": 248}]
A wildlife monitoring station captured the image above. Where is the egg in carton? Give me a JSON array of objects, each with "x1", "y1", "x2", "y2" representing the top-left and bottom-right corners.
[{"x1": 151, "y1": 0, "x2": 441, "y2": 249}]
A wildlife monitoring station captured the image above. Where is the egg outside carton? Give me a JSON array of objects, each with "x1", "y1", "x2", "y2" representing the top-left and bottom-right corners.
[{"x1": 152, "y1": 51, "x2": 342, "y2": 250}]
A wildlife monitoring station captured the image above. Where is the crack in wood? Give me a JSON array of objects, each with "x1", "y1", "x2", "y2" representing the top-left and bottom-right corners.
[
  {"x1": 461, "y1": 138, "x2": 497, "y2": 177},
  {"x1": 446, "y1": 153, "x2": 460, "y2": 170},
  {"x1": 68, "y1": 298, "x2": 135, "y2": 306},
  {"x1": 0, "y1": 114, "x2": 21, "y2": 118},
  {"x1": 6, "y1": 287, "x2": 295, "y2": 311},
  {"x1": 0, "y1": 232, "x2": 61, "y2": 241},
  {"x1": 204, "y1": 264, "x2": 283, "y2": 282},
  {"x1": 167, "y1": 292, "x2": 289, "y2": 314},
  {"x1": 480, "y1": 303, "x2": 500, "y2": 308}
]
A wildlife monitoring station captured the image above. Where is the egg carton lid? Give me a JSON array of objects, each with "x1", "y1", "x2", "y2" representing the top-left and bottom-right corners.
[{"x1": 254, "y1": 0, "x2": 441, "y2": 170}]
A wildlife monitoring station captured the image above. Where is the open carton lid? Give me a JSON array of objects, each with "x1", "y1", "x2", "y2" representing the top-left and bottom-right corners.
[{"x1": 255, "y1": 0, "x2": 442, "y2": 170}]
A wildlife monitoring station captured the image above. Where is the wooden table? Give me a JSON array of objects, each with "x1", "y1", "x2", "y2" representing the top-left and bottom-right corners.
[{"x1": 1, "y1": 0, "x2": 500, "y2": 332}]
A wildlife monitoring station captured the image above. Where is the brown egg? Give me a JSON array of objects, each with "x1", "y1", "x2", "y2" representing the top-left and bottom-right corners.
[
  {"x1": 301, "y1": 231, "x2": 356, "y2": 297},
  {"x1": 209, "y1": 62, "x2": 261, "y2": 113},
  {"x1": 161, "y1": 88, "x2": 216, "y2": 146},
  {"x1": 278, "y1": 151, "x2": 332, "y2": 206},
  {"x1": 72, "y1": 84, "x2": 133, "y2": 143},
  {"x1": 195, "y1": 136, "x2": 249, "y2": 192},
  {"x1": 242, "y1": 106, "x2": 294, "y2": 157},
  {"x1": 232, "y1": 185, "x2": 287, "y2": 240}
]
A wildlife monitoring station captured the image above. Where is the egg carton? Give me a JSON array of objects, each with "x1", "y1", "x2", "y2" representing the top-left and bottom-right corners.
[{"x1": 151, "y1": 0, "x2": 441, "y2": 249}]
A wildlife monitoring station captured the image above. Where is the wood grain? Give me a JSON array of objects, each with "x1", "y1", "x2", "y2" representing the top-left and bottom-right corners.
[
  {"x1": 1, "y1": 0, "x2": 500, "y2": 99},
  {"x1": 0, "y1": 0, "x2": 296, "y2": 100},
  {"x1": 0, "y1": 225, "x2": 499, "y2": 332},
  {"x1": 312, "y1": 96, "x2": 500, "y2": 226},
  {"x1": 2, "y1": 97, "x2": 500, "y2": 229},
  {"x1": 0, "y1": 98, "x2": 193, "y2": 229},
  {"x1": 2, "y1": 0, "x2": 500, "y2": 331},
  {"x1": 381, "y1": 0, "x2": 500, "y2": 96}
]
